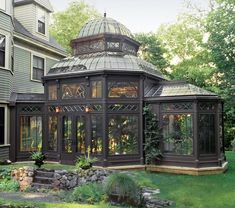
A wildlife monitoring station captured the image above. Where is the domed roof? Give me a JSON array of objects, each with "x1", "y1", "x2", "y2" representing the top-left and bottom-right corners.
[
  {"x1": 78, "y1": 15, "x2": 133, "y2": 38},
  {"x1": 47, "y1": 52, "x2": 164, "y2": 79}
]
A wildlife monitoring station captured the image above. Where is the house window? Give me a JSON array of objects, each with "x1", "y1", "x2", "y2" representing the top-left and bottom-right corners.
[
  {"x1": 33, "y1": 55, "x2": 44, "y2": 81},
  {"x1": 37, "y1": 8, "x2": 45, "y2": 34},
  {"x1": 91, "y1": 81, "x2": 102, "y2": 98},
  {"x1": 20, "y1": 116, "x2": 42, "y2": 152},
  {"x1": 162, "y1": 114, "x2": 193, "y2": 155},
  {"x1": 108, "y1": 115, "x2": 139, "y2": 155},
  {"x1": 0, "y1": 34, "x2": 5, "y2": 67},
  {"x1": 0, "y1": 107, "x2": 5, "y2": 145},
  {"x1": 0, "y1": 0, "x2": 6, "y2": 11}
]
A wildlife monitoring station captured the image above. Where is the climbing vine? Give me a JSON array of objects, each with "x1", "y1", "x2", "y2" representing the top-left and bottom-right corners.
[{"x1": 143, "y1": 105, "x2": 162, "y2": 164}]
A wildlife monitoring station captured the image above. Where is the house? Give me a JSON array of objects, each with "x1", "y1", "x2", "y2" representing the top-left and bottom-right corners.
[
  {"x1": 0, "y1": 0, "x2": 66, "y2": 160},
  {"x1": 0, "y1": 1, "x2": 227, "y2": 174}
]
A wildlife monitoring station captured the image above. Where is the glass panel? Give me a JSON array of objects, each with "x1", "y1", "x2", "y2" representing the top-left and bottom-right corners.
[
  {"x1": 91, "y1": 81, "x2": 102, "y2": 98},
  {"x1": 62, "y1": 83, "x2": 86, "y2": 99},
  {"x1": 161, "y1": 102, "x2": 193, "y2": 111},
  {"x1": 48, "y1": 85, "x2": 57, "y2": 100},
  {"x1": 20, "y1": 116, "x2": 42, "y2": 152},
  {"x1": 108, "y1": 115, "x2": 138, "y2": 155},
  {"x1": 33, "y1": 56, "x2": 44, "y2": 81},
  {"x1": 48, "y1": 116, "x2": 58, "y2": 151},
  {"x1": 199, "y1": 114, "x2": 215, "y2": 154},
  {"x1": 0, "y1": 34, "x2": 5, "y2": 67},
  {"x1": 162, "y1": 114, "x2": 193, "y2": 155},
  {"x1": 91, "y1": 115, "x2": 102, "y2": 154},
  {"x1": 108, "y1": 81, "x2": 138, "y2": 98},
  {"x1": 76, "y1": 116, "x2": 86, "y2": 154},
  {"x1": 0, "y1": 108, "x2": 4, "y2": 145},
  {"x1": 62, "y1": 116, "x2": 72, "y2": 153}
]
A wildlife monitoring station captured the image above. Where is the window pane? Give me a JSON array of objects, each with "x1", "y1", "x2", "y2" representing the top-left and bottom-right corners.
[
  {"x1": 33, "y1": 68, "x2": 43, "y2": 81},
  {"x1": 77, "y1": 116, "x2": 86, "y2": 153},
  {"x1": 0, "y1": 35, "x2": 5, "y2": 67},
  {"x1": 108, "y1": 115, "x2": 138, "y2": 155},
  {"x1": 37, "y1": 7, "x2": 45, "y2": 34},
  {"x1": 33, "y1": 56, "x2": 44, "y2": 81},
  {"x1": 199, "y1": 114, "x2": 215, "y2": 154},
  {"x1": 108, "y1": 81, "x2": 138, "y2": 98},
  {"x1": 20, "y1": 116, "x2": 42, "y2": 152},
  {"x1": 48, "y1": 85, "x2": 57, "y2": 100},
  {"x1": 48, "y1": 116, "x2": 57, "y2": 151},
  {"x1": 91, "y1": 81, "x2": 102, "y2": 98},
  {"x1": 162, "y1": 114, "x2": 193, "y2": 155},
  {"x1": 62, "y1": 83, "x2": 86, "y2": 99},
  {"x1": 0, "y1": 108, "x2": 4, "y2": 145},
  {"x1": 91, "y1": 115, "x2": 102, "y2": 154},
  {"x1": 62, "y1": 116, "x2": 72, "y2": 153},
  {"x1": 38, "y1": 21, "x2": 45, "y2": 34}
]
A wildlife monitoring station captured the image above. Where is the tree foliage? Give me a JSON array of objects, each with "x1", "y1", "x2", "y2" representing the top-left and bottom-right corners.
[
  {"x1": 49, "y1": 2, "x2": 100, "y2": 53},
  {"x1": 135, "y1": 33, "x2": 169, "y2": 74}
]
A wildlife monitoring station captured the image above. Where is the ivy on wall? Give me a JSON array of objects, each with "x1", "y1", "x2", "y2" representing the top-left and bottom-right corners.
[{"x1": 143, "y1": 105, "x2": 162, "y2": 165}]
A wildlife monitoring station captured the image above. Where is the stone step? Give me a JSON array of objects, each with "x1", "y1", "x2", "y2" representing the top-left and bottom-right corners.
[
  {"x1": 35, "y1": 170, "x2": 54, "y2": 178},
  {"x1": 31, "y1": 182, "x2": 53, "y2": 189},
  {"x1": 33, "y1": 176, "x2": 54, "y2": 184}
]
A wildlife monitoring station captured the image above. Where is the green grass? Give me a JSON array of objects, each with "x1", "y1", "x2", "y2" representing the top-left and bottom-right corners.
[{"x1": 133, "y1": 151, "x2": 235, "y2": 208}]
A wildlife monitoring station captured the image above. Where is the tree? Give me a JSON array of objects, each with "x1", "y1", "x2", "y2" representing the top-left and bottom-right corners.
[
  {"x1": 135, "y1": 33, "x2": 169, "y2": 75},
  {"x1": 50, "y1": 2, "x2": 100, "y2": 53},
  {"x1": 206, "y1": 0, "x2": 235, "y2": 148}
]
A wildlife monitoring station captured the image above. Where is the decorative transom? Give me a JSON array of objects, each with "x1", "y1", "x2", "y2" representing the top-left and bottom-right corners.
[
  {"x1": 161, "y1": 102, "x2": 193, "y2": 111},
  {"x1": 199, "y1": 103, "x2": 215, "y2": 111},
  {"x1": 21, "y1": 106, "x2": 41, "y2": 113},
  {"x1": 108, "y1": 104, "x2": 138, "y2": 112}
]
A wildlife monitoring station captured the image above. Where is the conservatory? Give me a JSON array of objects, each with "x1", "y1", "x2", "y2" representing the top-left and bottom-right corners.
[{"x1": 9, "y1": 15, "x2": 226, "y2": 172}]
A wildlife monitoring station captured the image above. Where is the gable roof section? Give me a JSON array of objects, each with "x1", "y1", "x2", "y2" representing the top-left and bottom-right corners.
[
  {"x1": 14, "y1": 0, "x2": 53, "y2": 12},
  {"x1": 14, "y1": 18, "x2": 66, "y2": 56}
]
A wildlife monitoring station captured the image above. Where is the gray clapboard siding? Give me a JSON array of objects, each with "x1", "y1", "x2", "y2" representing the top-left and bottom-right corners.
[
  {"x1": 46, "y1": 57, "x2": 57, "y2": 73},
  {"x1": 0, "y1": 146, "x2": 10, "y2": 160},
  {"x1": 13, "y1": 46, "x2": 44, "y2": 93},
  {"x1": 0, "y1": 11, "x2": 13, "y2": 32},
  {"x1": 0, "y1": 69, "x2": 13, "y2": 101}
]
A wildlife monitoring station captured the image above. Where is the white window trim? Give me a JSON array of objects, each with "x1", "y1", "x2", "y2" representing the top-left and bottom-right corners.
[
  {"x1": 36, "y1": 5, "x2": 47, "y2": 37},
  {"x1": 31, "y1": 53, "x2": 46, "y2": 83},
  {"x1": 0, "y1": 0, "x2": 6, "y2": 12},
  {"x1": 0, "y1": 29, "x2": 10, "y2": 71},
  {"x1": 0, "y1": 105, "x2": 9, "y2": 146}
]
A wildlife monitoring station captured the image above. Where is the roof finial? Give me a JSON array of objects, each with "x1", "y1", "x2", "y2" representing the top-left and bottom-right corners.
[{"x1": 104, "y1": 12, "x2": 106, "y2": 18}]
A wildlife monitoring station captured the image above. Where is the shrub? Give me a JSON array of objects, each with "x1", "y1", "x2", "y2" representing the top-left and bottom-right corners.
[
  {"x1": 67, "y1": 183, "x2": 104, "y2": 204},
  {"x1": 104, "y1": 173, "x2": 141, "y2": 206},
  {"x1": 0, "y1": 179, "x2": 19, "y2": 192},
  {"x1": 0, "y1": 168, "x2": 12, "y2": 180}
]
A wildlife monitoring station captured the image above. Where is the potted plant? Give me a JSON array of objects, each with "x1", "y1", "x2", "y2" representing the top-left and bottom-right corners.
[
  {"x1": 31, "y1": 151, "x2": 46, "y2": 168},
  {"x1": 76, "y1": 146, "x2": 97, "y2": 170}
]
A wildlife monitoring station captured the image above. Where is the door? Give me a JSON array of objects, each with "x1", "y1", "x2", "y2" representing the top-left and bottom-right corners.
[{"x1": 60, "y1": 114, "x2": 86, "y2": 163}]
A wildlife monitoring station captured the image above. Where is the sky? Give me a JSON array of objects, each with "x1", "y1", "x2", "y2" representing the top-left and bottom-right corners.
[{"x1": 49, "y1": 0, "x2": 209, "y2": 33}]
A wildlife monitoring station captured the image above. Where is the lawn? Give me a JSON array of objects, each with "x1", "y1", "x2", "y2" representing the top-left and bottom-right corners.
[
  {"x1": 0, "y1": 152, "x2": 234, "y2": 208},
  {"x1": 133, "y1": 151, "x2": 235, "y2": 208}
]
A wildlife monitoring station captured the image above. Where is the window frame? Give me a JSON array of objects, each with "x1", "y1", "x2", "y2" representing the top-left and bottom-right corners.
[
  {"x1": 0, "y1": 0, "x2": 6, "y2": 11},
  {"x1": 0, "y1": 34, "x2": 6, "y2": 68},
  {"x1": 0, "y1": 105, "x2": 8, "y2": 146},
  {"x1": 31, "y1": 54, "x2": 45, "y2": 82},
  {"x1": 36, "y1": 6, "x2": 46, "y2": 35}
]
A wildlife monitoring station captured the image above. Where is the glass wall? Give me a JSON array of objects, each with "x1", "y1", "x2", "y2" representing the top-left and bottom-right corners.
[
  {"x1": 91, "y1": 115, "x2": 103, "y2": 154},
  {"x1": 162, "y1": 114, "x2": 193, "y2": 155},
  {"x1": 62, "y1": 116, "x2": 72, "y2": 153},
  {"x1": 76, "y1": 116, "x2": 86, "y2": 153},
  {"x1": 48, "y1": 116, "x2": 58, "y2": 151},
  {"x1": 91, "y1": 81, "x2": 102, "y2": 98},
  {"x1": 20, "y1": 116, "x2": 42, "y2": 152},
  {"x1": 108, "y1": 81, "x2": 138, "y2": 98},
  {"x1": 108, "y1": 115, "x2": 138, "y2": 155},
  {"x1": 48, "y1": 84, "x2": 57, "y2": 100},
  {"x1": 199, "y1": 114, "x2": 215, "y2": 154}
]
